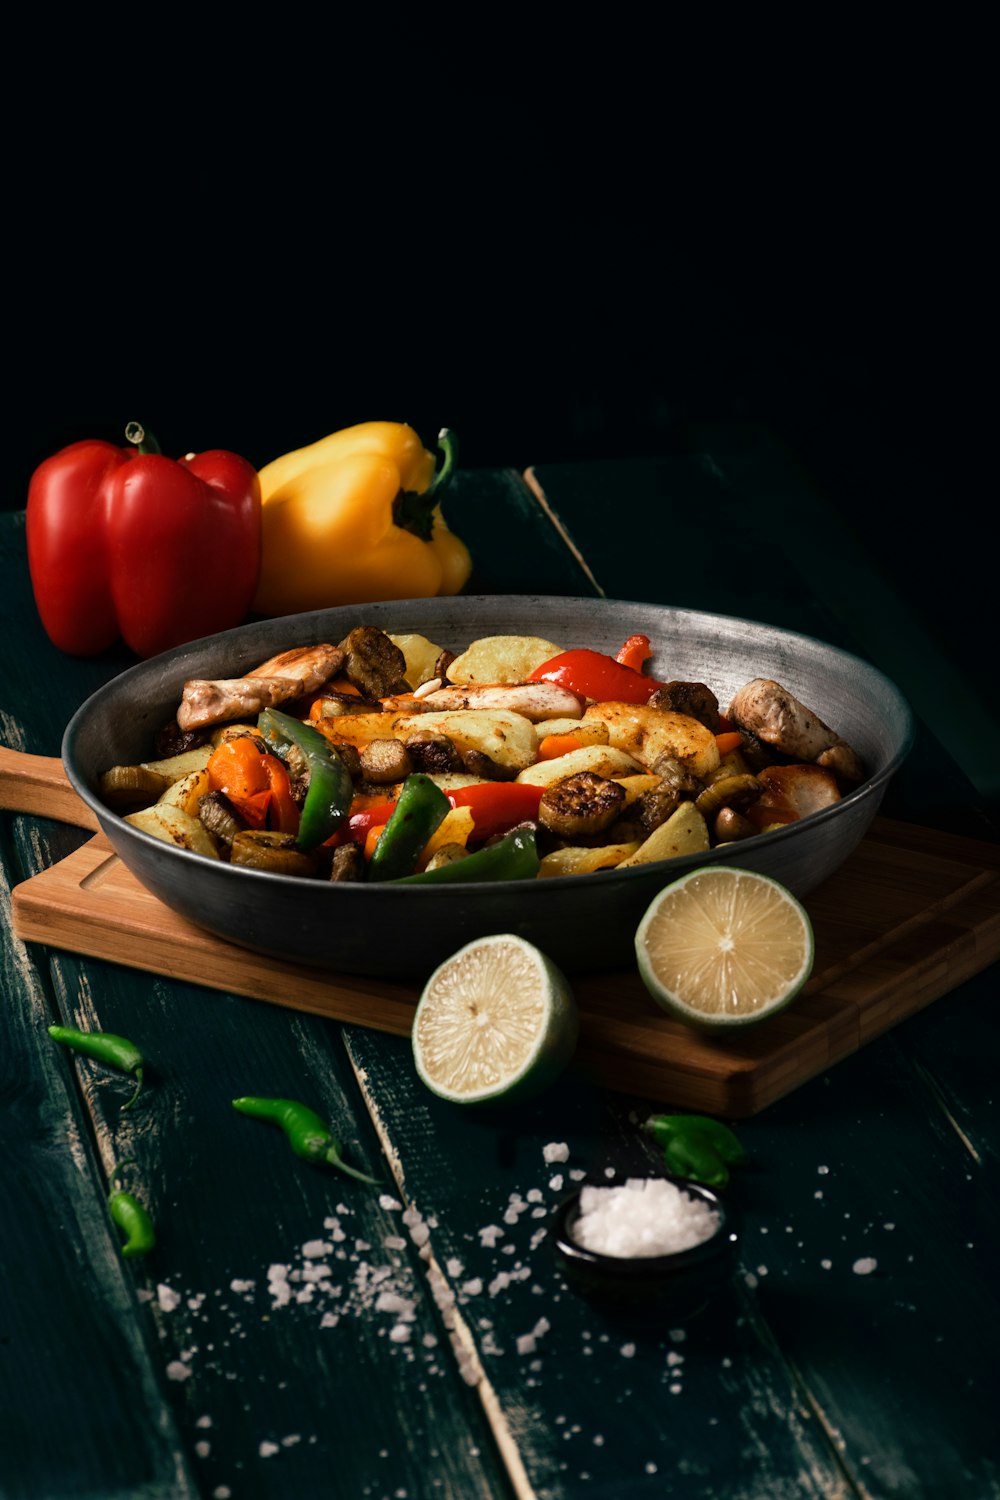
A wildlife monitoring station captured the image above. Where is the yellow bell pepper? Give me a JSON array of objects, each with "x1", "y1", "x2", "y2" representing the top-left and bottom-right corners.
[{"x1": 252, "y1": 422, "x2": 472, "y2": 617}]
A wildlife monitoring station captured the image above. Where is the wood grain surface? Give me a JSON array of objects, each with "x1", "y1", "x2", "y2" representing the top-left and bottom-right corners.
[{"x1": 11, "y1": 814, "x2": 999, "y2": 1116}]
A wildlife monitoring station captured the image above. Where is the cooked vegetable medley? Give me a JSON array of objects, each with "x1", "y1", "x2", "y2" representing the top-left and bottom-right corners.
[{"x1": 99, "y1": 626, "x2": 867, "y2": 884}]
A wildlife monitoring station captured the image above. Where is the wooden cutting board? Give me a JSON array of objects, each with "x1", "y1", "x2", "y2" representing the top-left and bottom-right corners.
[{"x1": 9, "y1": 784, "x2": 999, "y2": 1114}]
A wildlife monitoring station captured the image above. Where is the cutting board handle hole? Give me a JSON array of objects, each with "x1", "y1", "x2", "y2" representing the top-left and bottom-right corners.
[{"x1": 79, "y1": 853, "x2": 122, "y2": 891}]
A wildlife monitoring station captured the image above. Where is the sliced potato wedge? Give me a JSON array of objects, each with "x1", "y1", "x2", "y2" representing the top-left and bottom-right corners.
[
  {"x1": 534, "y1": 717, "x2": 610, "y2": 745},
  {"x1": 538, "y1": 842, "x2": 642, "y2": 878},
  {"x1": 388, "y1": 632, "x2": 445, "y2": 688},
  {"x1": 124, "y1": 803, "x2": 221, "y2": 858},
  {"x1": 157, "y1": 767, "x2": 212, "y2": 817},
  {"x1": 446, "y1": 635, "x2": 563, "y2": 685},
  {"x1": 617, "y1": 802, "x2": 710, "y2": 867},
  {"x1": 583, "y1": 702, "x2": 720, "y2": 777},
  {"x1": 613, "y1": 774, "x2": 663, "y2": 808},
  {"x1": 417, "y1": 806, "x2": 476, "y2": 868},
  {"x1": 141, "y1": 744, "x2": 215, "y2": 780},
  {"x1": 317, "y1": 708, "x2": 538, "y2": 772},
  {"x1": 516, "y1": 745, "x2": 645, "y2": 787}
]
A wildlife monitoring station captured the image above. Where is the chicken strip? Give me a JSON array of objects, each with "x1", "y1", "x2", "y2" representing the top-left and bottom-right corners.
[
  {"x1": 727, "y1": 679, "x2": 866, "y2": 783},
  {"x1": 409, "y1": 682, "x2": 585, "y2": 722},
  {"x1": 177, "y1": 643, "x2": 345, "y2": 731}
]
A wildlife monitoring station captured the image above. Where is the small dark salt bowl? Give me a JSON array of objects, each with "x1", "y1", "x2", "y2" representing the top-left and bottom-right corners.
[{"x1": 552, "y1": 1176, "x2": 741, "y2": 1320}]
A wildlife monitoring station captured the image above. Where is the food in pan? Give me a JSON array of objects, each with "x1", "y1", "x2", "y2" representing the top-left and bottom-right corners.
[{"x1": 98, "y1": 625, "x2": 867, "y2": 884}]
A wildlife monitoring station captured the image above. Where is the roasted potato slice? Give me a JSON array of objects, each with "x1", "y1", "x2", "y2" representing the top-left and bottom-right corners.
[
  {"x1": 534, "y1": 717, "x2": 610, "y2": 745},
  {"x1": 318, "y1": 709, "x2": 538, "y2": 772},
  {"x1": 140, "y1": 744, "x2": 214, "y2": 781},
  {"x1": 538, "y1": 843, "x2": 642, "y2": 877},
  {"x1": 617, "y1": 801, "x2": 710, "y2": 867},
  {"x1": 124, "y1": 803, "x2": 221, "y2": 858},
  {"x1": 387, "y1": 632, "x2": 446, "y2": 688},
  {"x1": 516, "y1": 745, "x2": 645, "y2": 787},
  {"x1": 583, "y1": 702, "x2": 720, "y2": 777},
  {"x1": 445, "y1": 635, "x2": 563, "y2": 685},
  {"x1": 157, "y1": 767, "x2": 212, "y2": 818}
]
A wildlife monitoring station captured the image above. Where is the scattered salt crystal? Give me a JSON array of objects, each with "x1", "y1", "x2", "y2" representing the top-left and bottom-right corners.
[
  {"x1": 461, "y1": 1278, "x2": 483, "y2": 1297},
  {"x1": 517, "y1": 1333, "x2": 536, "y2": 1355},
  {"x1": 195, "y1": 1441, "x2": 210, "y2": 1458},
  {"x1": 853, "y1": 1257, "x2": 878, "y2": 1275},
  {"x1": 380, "y1": 1194, "x2": 402, "y2": 1211},
  {"x1": 527, "y1": 1188, "x2": 544, "y2": 1202},
  {"x1": 478, "y1": 1225, "x2": 504, "y2": 1247},
  {"x1": 229, "y1": 1279, "x2": 254, "y2": 1294},
  {"x1": 302, "y1": 1239, "x2": 332, "y2": 1258},
  {"x1": 620, "y1": 1343, "x2": 636, "y2": 1358},
  {"x1": 259, "y1": 1440, "x2": 279, "y2": 1458},
  {"x1": 543, "y1": 1142, "x2": 570, "y2": 1164},
  {"x1": 319, "y1": 1312, "x2": 339, "y2": 1328},
  {"x1": 446, "y1": 1257, "x2": 464, "y2": 1277},
  {"x1": 818, "y1": 1165, "x2": 829, "y2": 1175},
  {"x1": 157, "y1": 1284, "x2": 181, "y2": 1312},
  {"x1": 384, "y1": 1235, "x2": 407, "y2": 1251},
  {"x1": 549, "y1": 1175, "x2": 564, "y2": 1192},
  {"x1": 166, "y1": 1360, "x2": 191, "y2": 1381},
  {"x1": 196, "y1": 1416, "x2": 213, "y2": 1429},
  {"x1": 821, "y1": 1259, "x2": 833, "y2": 1270},
  {"x1": 572, "y1": 1179, "x2": 720, "y2": 1258},
  {"x1": 389, "y1": 1323, "x2": 412, "y2": 1343}
]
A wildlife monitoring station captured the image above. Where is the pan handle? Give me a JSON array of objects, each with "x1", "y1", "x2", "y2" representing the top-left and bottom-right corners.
[{"x1": 0, "y1": 745, "x2": 100, "y2": 831}]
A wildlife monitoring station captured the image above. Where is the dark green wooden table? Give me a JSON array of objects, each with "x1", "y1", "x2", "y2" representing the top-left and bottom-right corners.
[{"x1": 2, "y1": 427, "x2": 998, "y2": 1500}]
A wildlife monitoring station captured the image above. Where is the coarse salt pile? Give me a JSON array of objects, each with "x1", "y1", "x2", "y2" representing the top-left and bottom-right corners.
[{"x1": 573, "y1": 1178, "x2": 720, "y2": 1258}]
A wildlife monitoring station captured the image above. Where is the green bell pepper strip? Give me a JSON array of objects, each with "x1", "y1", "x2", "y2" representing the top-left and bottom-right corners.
[
  {"x1": 366, "y1": 773, "x2": 451, "y2": 883},
  {"x1": 48, "y1": 1025, "x2": 145, "y2": 1111},
  {"x1": 232, "y1": 1096, "x2": 380, "y2": 1185},
  {"x1": 257, "y1": 708, "x2": 354, "y2": 850},
  {"x1": 389, "y1": 825, "x2": 540, "y2": 884},
  {"x1": 108, "y1": 1189, "x2": 156, "y2": 1256}
]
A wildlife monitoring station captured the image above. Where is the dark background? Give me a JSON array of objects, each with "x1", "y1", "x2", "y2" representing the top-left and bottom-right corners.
[{"x1": 10, "y1": 19, "x2": 987, "y2": 705}]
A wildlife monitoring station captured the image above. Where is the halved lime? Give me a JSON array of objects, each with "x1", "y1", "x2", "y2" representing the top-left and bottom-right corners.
[
  {"x1": 412, "y1": 934, "x2": 579, "y2": 1105},
  {"x1": 635, "y1": 866, "x2": 814, "y2": 1030}
]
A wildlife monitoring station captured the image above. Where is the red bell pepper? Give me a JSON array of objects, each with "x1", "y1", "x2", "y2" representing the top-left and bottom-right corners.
[
  {"x1": 26, "y1": 422, "x2": 261, "y2": 659},
  {"x1": 615, "y1": 633, "x2": 653, "y2": 670},
  {"x1": 529, "y1": 646, "x2": 669, "y2": 704},
  {"x1": 343, "y1": 781, "x2": 544, "y2": 847}
]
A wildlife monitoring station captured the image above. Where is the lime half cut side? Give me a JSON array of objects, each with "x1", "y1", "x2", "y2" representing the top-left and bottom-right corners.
[
  {"x1": 412, "y1": 934, "x2": 579, "y2": 1105},
  {"x1": 635, "y1": 866, "x2": 815, "y2": 1031}
]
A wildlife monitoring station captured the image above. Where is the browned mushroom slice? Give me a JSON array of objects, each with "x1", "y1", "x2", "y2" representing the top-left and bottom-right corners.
[
  {"x1": 746, "y1": 763, "x2": 843, "y2": 830},
  {"x1": 646, "y1": 681, "x2": 722, "y2": 733},
  {"x1": 359, "y1": 738, "x2": 414, "y2": 785},
  {"x1": 329, "y1": 843, "x2": 365, "y2": 882},
  {"x1": 340, "y1": 626, "x2": 411, "y2": 699},
  {"x1": 403, "y1": 730, "x2": 464, "y2": 775},
  {"x1": 177, "y1": 644, "x2": 345, "y2": 731},
  {"x1": 539, "y1": 772, "x2": 626, "y2": 839},
  {"x1": 728, "y1": 679, "x2": 866, "y2": 783}
]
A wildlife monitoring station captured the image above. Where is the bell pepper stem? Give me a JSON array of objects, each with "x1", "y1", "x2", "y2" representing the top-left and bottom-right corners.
[
  {"x1": 392, "y1": 428, "x2": 459, "y2": 541},
  {"x1": 124, "y1": 421, "x2": 162, "y2": 456}
]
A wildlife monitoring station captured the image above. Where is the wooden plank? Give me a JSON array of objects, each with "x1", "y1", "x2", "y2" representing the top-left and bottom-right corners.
[{"x1": 11, "y1": 817, "x2": 999, "y2": 1118}]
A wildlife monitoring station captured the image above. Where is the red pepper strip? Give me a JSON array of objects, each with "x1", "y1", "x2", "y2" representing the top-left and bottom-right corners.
[
  {"x1": 447, "y1": 783, "x2": 544, "y2": 841},
  {"x1": 529, "y1": 648, "x2": 668, "y2": 704},
  {"x1": 615, "y1": 633, "x2": 653, "y2": 671},
  {"x1": 344, "y1": 782, "x2": 544, "y2": 847}
]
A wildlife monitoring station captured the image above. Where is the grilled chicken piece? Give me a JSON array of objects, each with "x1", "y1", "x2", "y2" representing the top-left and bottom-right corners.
[
  {"x1": 727, "y1": 679, "x2": 866, "y2": 784},
  {"x1": 539, "y1": 772, "x2": 626, "y2": 839},
  {"x1": 340, "y1": 627, "x2": 411, "y2": 699},
  {"x1": 177, "y1": 644, "x2": 345, "y2": 731},
  {"x1": 414, "y1": 683, "x2": 585, "y2": 721}
]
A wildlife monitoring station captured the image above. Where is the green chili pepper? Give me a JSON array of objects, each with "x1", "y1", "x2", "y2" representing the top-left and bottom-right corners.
[
  {"x1": 48, "y1": 1025, "x2": 145, "y2": 1111},
  {"x1": 108, "y1": 1188, "x2": 156, "y2": 1257},
  {"x1": 367, "y1": 773, "x2": 451, "y2": 883},
  {"x1": 644, "y1": 1113, "x2": 747, "y2": 1164},
  {"x1": 390, "y1": 825, "x2": 540, "y2": 884},
  {"x1": 643, "y1": 1113, "x2": 747, "y2": 1189},
  {"x1": 232, "y1": 1096, "x2": 380, "y2": 1185},
  {"x1": 257, "y1": 708, "x2": 354, "y2": 851}
]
